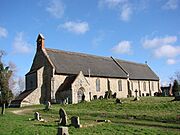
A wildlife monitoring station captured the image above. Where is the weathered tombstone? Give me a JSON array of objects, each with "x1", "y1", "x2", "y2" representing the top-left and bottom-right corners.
[
  {"x1": 66, "y1": 97, "x2": 69, "y2": 104},
  {"x1": 34, "y1": 112, "x2": 40, "y2": 121},
  {"x1": 1, "y1": 103, "x2": 5, "y2": 115},
  {"x1": 57, "y1": 126, "x2": 69, "y2": 135},
  {"x1": 45, "y1": 101, "x2": 51, "y2": 111},
  {"x1": 104, "y1": 90, "x2": 112, "y2": 99},
  {"x1": 174, "y1": 92, "x2": 180, "y2": 101},
  {"x1": 93, "y1": 95, "x2": 97, "y2": 100},
  {"x1": 63, "y1": 98, "x2": 68, "y2": 104},
  {"x1": 112, "y1": 92, "x2": 117, "y2": 98},
  {"x1": 71, "y1": 116, "x2": 81, "y2": 128},
  {"x1": 134, "y1": 89, "x2": 140, "y2": 101},
  {"x1": 59, "y1": 108, "x2": 68, "y2": 126},
  {"x1": 96, "y1": 119, "x2": 111, "y2": 123},
  {"x1": 115, "y1": 98, "x2": 122, "y2": 104},
  {"x1": 99, "y1": 96, "x2": 103, "y2": 100}
]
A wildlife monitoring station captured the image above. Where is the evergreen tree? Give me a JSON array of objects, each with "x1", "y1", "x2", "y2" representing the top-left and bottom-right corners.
[
  {"x1": 0, "y1": 61, "x2": 13, "y2": 114},
  {"x1": 172, "y1": 80, "x2": 180, "y2": 96}
]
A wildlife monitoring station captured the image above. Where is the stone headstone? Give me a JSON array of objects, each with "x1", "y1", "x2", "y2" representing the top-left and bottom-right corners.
[
  {"x1": 45, "y1": 101, "x2": 51, "y2": 110},
  {"x1": 174, "y1": 91, "x2": 180, "y2": 101},
  {"x1": 96, "y1": 119, "x2": 111, "y2": 123},
  {"x1": 71, "y1": 116, "x2": 81, "y2": 128},
  {"x1": 112, "y1": 92, "x2": 117, "y2": 98},
  {"x1": 57, "y1": 126, "x2": 69, "y2": 135},
  {"x1": 134, "y1": 89, "x2": 140, "y2": 101},
  {"x1": 59, "y1": 108, "x2": 68, "y2": 126},
  {"x1": 34, "y1": 112, "x2": 40, "y2": 121},
  {"x1": 93, "y1": 95, "x2": 97, "y2": 100},
  {"x1": 116, "y1": 98, "x2": 122, "y2": 104},
  {"x1": 134, "y1": 97, "x2": 140, "y2": 101},
  {"x1": 66, "y1": 98, "x2": 68, "y2": 104},
  {"x1": 99, "y1": 96, "x2": 103, "y2": 100}
]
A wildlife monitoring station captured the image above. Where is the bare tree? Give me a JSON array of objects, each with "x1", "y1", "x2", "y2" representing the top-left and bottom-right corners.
[
  {"x1": 170, "y1": 71, "x2": 180, "y2": 84},
  {"x1": 17, "y1": 76, "x2": 25, "y2": 94},
  {"x1": 0, "y1": 50, "x2": 6, "y2": 61},
  {"x1": 8, "y1": 61, "x2": 18, "y2": 94}
]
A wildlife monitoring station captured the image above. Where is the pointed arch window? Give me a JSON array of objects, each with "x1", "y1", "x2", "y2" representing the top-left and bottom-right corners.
[
  {"x1": 96, "y1": 78, "x2": 100, "y2": 92},
  {"x1": 131, "y1": 81, "x2": 133, "y2": 91},
  {"x1": 151, "y1": 82, "x2": 154, "y2": 91},
  {"x1": 118, "y1": 80, "x2": 122, "y2": 91},
  {"x1": 143, "y1": 82, "x2": 146, "y2": 91}
]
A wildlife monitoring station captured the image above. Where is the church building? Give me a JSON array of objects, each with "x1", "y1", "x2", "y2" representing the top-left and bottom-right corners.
[{"x1": 12, "y1": 34, "x2": 160, "y2": 107}]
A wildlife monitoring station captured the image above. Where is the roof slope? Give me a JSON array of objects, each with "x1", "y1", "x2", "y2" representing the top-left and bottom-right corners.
[
  {"x1": 58, "y1": 75, "x2": 77, "y2": 91},
  {"x1": 116, "y1": 59, "x2": 159, "y2": 80},
  {"x1": 10, "y1": 90, "x2": 34, "y2": 105},
  {"x1": 46, "y1": 48, "x2": 127, "y2": 78}
]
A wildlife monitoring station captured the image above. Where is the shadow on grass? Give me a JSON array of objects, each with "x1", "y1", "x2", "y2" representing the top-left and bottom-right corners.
[
  {"x1": 113, "y1": 120, "x2": 180, "y2": 130},
  {"x1": 34, "y1": 123, "x2": 57, "y2": 128}
]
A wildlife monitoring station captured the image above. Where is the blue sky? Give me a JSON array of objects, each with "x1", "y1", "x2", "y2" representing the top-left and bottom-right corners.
[{"x1": 0, "y1": 0, "x2": 180, "y2": 86}]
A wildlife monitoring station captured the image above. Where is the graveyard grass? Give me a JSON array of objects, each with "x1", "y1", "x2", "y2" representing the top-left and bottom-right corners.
[{"x1": 0, "y1": 97, "x2": 180, "y2": 135}]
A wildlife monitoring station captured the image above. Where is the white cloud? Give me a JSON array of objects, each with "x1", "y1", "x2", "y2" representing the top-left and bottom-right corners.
[
  {"x1": 120, "y1": 4, "x2": 132, "y2": 21},
  {"x1": 12, "y1": 32, "x2": 32, "y2": 54},
  {"x1": 161, "y1": 80, "x2": 169, "y2": 86},
  {"x1": 99, "y1": 0, "x2": 125, "y2": 8},
  {"x1": 162, "y1": 0, "x2": 179, "y2": 10},
  {"x1": 92, "y1": 32, "x2": 105, "y2": 47},
  {"x1": 112, "y1": 40, "x2": 132, "y2": 54},
  {"x1": 142, "y1": 36, "x2": 177, "y2": 48},
  {"x1": 154, "y1": 45, "x2": 180, "y2": 58},
  {"x1": 167, "y1": 58, "x2": 176, "y2": 65},
  {"x1": 46, "y1": 0, "x2": 65, "y2": 18},
  {"x1": 60, "y1": 21, "x2": 89, "y2": 34},
  {"x1": 0, "y1": 26, "x2": 8, "y2": 38},
  {"x1": 142, "y1": 35, "x2": 180, "y2": 65},
  {"x1": 99, "y1": 0, "x2": 133, "y2": 21}
]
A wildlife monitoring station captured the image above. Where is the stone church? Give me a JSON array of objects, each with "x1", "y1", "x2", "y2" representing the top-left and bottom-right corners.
[{"x1": 12, "y1": 34, "x2": 160, "y2": 107}]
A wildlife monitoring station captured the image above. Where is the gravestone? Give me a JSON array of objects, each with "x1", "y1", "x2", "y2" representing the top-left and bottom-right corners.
[
  {"x1": 174, "y1": 92, "x2": 180, "y2": 101},
  {"x1": 115, "y1": 98, "x2": 122, "y2": 104},
  {"x1": 71, "y1": 116, "x2": 81, "y2": 128},
  {"x1": 112, "y1": 92, "x2": 117, "y2": 98},
  {"x1": 34, "y1": 112, "x2": 40, "y2": 121},
  {"x1": 45, "y1": 101, "x2": 51, "y2": 111},
  {"x1": 57, "y1": 126, "x2": 69, "y2": 135},
  {"x1": 134, "y1": 89, "x2": 140, "y2": 101},
  {"x1": 99, "y1": 96, "x2": 103, "y2": 100},
  {"x1": 59, "y1": 108, "x2": 68, "y2": 126},
  {"x1": 93, "y1": 95, "x2": 97, "y2": 100},
  {"x1": 96, "y1": 119, "x2": 111, "y2": 123}
]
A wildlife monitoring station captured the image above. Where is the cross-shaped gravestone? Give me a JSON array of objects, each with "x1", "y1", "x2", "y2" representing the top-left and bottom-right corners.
[
  {"x1": 134, "y1": 89, "x2": 140, "y2": 101},
  {"x1": 135, "y1": 89, "x2": 138, "y2": 98}
]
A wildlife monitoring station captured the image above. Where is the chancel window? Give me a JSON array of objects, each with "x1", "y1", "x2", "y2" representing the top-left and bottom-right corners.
[
  {"x1": 131, "y1": 81, "x2": 133, "y2": 91},
  {"x1": 151, "y1": 82, "x2": 154, "y2": 91},
  {"x1": 143, "y1": 82, "x2": 146, "y2": 91},
  {"x1": 118, "y1": 80, "x2": 122, "y2": 91},
  {"x1": 96, "y1": 78, "x2": 100, "y2": 92}
]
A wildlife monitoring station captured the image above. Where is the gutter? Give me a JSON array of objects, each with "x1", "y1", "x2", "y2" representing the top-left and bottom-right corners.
[{"x1": 110, "y1": 56, "x2": 129, "y2": 78}]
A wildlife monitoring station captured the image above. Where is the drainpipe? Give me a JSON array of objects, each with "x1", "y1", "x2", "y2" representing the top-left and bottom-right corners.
[
  {"x1": 111, "y1": 56, "x2": 129, "y2": 77},
  {"x1": 111, "y1": 56, "x2": 130, "y2": 97}
]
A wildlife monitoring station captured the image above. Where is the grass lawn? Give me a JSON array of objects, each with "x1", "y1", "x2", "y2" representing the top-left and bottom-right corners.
[{"x1": 0, "y1": 97, "x2": 180, "y2": 135}]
